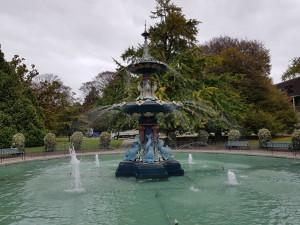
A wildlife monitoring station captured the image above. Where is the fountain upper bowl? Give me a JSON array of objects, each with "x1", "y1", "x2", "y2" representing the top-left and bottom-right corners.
[{"x1": 126, "y1": 61, "x2": 167, "y2": 75}]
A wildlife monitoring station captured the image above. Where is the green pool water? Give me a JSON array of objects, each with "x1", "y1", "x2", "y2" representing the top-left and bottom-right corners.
[{"x1": 1, "y1": 153, "x2": 300, "y2": 225}]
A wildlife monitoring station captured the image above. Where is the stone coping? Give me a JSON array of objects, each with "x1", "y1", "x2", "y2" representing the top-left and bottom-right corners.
[{"x1": 1, "y1": 147, "x2": 299, "y2": 166}]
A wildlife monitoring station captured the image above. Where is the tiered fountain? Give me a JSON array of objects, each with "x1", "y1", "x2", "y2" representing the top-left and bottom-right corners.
[{"x1": 114, "y1": 26, "x2": 184, "y2": 179}]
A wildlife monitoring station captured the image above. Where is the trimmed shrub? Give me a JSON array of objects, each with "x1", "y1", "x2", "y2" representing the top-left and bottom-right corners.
[
  {"x1": 198, "y1": 130, "x2": 209, "y2": 145},
  {"x1": 291, "y1": 129, "x2": 300, "y2": 151},
  {"x1": 70, "y1": 131, "x2": 84, "y2": 150},
  {"x1": 100, "y1": 132, "x2": 111, "y2": 148},
  {"x1": 258, "y1": 128, "x2": 271, "y2": 146},
  {"x1": 228, "y1": 129, "x2": 241, "y2": 141},
  {"x1": 44, "y1": 133, "x2": 56, "y2": 152},
  {"x1": 11, "y1": 133, "x2": 25, "y2": 152}
]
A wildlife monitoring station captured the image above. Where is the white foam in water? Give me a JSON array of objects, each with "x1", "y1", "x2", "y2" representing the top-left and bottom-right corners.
[
  {"x1": 189, "y1": 186, "x2": 199, "y2": 192},
  {"x1": 65, "y1": 146, "x2": 85, "y2": 193},
  {"x1": 227, "y1": 170, "x2": 239, "y2": 185},
  {"x1": 188, "y1": 153, "x2": 195, "y2": 164},
  {"x1": 95, "y1": 154, "x2": 100, "y2": 167}
]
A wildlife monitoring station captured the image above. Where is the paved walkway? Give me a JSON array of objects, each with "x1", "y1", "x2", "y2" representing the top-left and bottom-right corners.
[{"x1": 1, "y1": 146, "x2": 299, "y2": 166}]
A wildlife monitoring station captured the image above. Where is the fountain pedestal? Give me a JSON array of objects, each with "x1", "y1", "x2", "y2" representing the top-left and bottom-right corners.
[{"x1": 115, "y1": 116, "x2": 184, "y2": 179}]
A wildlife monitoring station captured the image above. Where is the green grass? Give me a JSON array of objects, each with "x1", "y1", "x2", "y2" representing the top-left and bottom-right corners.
[
  {"x1": 26, "y1": 137, "x2": 123, "y2": 153},
  {"x1": 248, "y1": 136, "x2": 292, "y2": 147},
  {"x1": 273, "y1": 136, "x2": 292, "y2": 142}
]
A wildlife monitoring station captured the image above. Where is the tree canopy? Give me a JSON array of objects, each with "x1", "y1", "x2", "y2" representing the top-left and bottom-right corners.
[
  {"x1": 94, "y1": 0, "x2": 296, "y2": 136},
  {"x1": 1, "y1": 0, "x2": 297, "y2": 147},
  {"x1": 281, "y1": 57, "x2": 300, "y2": 81},
  {"x1": 200, "y1": 36, "x2": 296, "y2": 135},
  {"x1": 0, "y1": 47, "x2": 46, "y2": 147}
]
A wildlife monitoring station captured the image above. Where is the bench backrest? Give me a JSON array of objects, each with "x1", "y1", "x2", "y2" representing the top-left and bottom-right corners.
[
  {"x1": 227, "y1": 141, "x2": 249, "y2": 146},
  {"x1": 0, "y1": 148, "x2": 22, "y2": 154},
  {"x1": 261, "y1": 142, "x2": 291, "y2": 148}
]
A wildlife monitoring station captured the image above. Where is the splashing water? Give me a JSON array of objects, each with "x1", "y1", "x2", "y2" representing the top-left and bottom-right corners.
[
  {"x1": 227, "y1": 170, "x2": 239, "y2": 185},
  {"x1": 189, "y1": 186, "x2": 199, "y2": 192},
  {"x1": 65, "y1": 146, "x2": 85, "y2": 193},
  {"x1": 188, "y1": 153, "x2": 195, "y2": 164},
  {"x1": 95, "y1": 154, "x2": 100, "y2": 167}
]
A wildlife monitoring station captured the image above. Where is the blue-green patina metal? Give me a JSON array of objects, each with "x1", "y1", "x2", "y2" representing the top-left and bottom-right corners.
[{"x1": 114, "y1": 26, "x2": 184, "y2": 178}]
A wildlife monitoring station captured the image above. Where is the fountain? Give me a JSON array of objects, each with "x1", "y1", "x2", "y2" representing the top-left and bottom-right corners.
[
  {"x1": 227, "y1": 170, "x2": 239, "y2": 185},
  {"x1": 1, "y1": 153, "x2": 300, "y2": 224},
  {"x1": 113, "y1": 26, "x2": 184, "y2": 179},
  {"x1": 188, "y1": 153, "x2": 195, "y2": 164},
  {"x1": 65, "y1": 146, "x2": 85, "y2": 192},
  {"x1": 95, "y1": 154, "x2": 100, "y2": 167}
]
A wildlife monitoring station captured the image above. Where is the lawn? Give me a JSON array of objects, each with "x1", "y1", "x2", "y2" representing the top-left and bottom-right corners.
[
  {"x1": 248, "y1": 136, "x2": 292, "y2": 147},
  {"x1": 26, "y1": 137, "x2": 123, "y2": 153}
]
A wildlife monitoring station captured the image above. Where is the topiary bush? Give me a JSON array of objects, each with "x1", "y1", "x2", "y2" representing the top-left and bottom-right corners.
[
  {"x1": 258, "y1": 128, "x2": 271, "y2": 147},
  {"x1": 44, "y1": 133, "x2": 56, "y2": 152},
  {"x1": 198, "y1": 130, "x2": 209, "y2": 145},
  {"x1": 228, "y1": 129, "x2": 241, "y2": 141},
  {"x1": 100, "y1": 132, "x2": 111, "y2": 148},
  {"x1": 291, "y1": 129, "x2": 300, "y2": 151},
  {"x1": 11, "y1": 133, "x2": 25, "y2": 152},
  {"x1": 70, "y1": 131, "x2": 84, "y2": 150}
]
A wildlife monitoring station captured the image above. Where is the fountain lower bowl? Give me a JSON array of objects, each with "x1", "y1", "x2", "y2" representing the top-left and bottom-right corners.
[
  {"x1": 2, "y1": 153, "x2": 300, "y2": 224},
  {"x1": 115, "y1": 160, "x2": 184, "y2": 179}
]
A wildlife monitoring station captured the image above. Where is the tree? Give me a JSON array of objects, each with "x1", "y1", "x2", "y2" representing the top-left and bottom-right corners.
[
  {"x1": 200, "y1": 36, "x2": 296, "y2": 134},
  {"x1": 0, "y1": 46, "x2": 46, "y2": 147},
  {"x1": 82, "y1": 86, "x2": 100, "y2": 111},
  {"x1": 281, "y1": 57, "x2": 300, "y2": 81},
  {"x1": 9, "y1": 54, "x2": 39, "y2": 86},
  {"x1": 80, "y1": 71, "x2": 115, "y2": 98},
  {"x1": 99, "y1": 1, "x2": 243, "y2": 135},
  {"x1": 121, "y1": 0, "x2": 200, "y2": 64},
  {"x1": 32, "y1": 73, "x2": 82, "y2": 135},
  {"x1": 96, "y1": 1, "x2": 296, "y2": 136},
  {"x1": 149, "y1": 0, "x2": 200, "y2": 62}
]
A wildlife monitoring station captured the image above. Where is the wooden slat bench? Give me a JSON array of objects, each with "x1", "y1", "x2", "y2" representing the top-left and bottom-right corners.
[{"x1": 226, "y1": 141, "x2": 250, "y2": 149}]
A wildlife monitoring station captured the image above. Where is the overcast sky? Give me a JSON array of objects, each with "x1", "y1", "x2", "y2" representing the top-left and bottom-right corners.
[{"x1": 1, "y1": 0, "x2": 299, "y2": 97}]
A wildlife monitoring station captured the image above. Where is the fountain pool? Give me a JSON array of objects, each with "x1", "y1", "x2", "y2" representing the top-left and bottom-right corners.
[{"x1": 1, "y1": 153, "x2": 300, "y2": 224}]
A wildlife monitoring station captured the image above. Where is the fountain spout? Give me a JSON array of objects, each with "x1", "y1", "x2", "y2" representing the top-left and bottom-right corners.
[
  {"x1": 227, "y1": 170, "x2": 238, "y2": 185},
  {"x1": 66, "y1": 146, "x2": 85, "y2": 192}
]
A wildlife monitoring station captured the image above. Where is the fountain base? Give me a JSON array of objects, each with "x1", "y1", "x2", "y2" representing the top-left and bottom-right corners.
[{"x1": 115, "y1": 160, "x2": 184, "y2": 180}]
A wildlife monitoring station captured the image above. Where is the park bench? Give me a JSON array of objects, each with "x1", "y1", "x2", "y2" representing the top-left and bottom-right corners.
[
  {"x1": 226, "y1": 141, "x2": 250, "y2": 149},
  {"x1": 0, "y1": 148, "x2": 24, "y2": 162},
  {"x1": 261, "y1": 142, "x2": 292, "y2": 150}
]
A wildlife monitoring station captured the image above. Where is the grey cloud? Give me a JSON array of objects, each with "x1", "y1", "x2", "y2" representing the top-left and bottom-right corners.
[{"x1": 0, "y1": 0, "x2": 299, "y2": 95}]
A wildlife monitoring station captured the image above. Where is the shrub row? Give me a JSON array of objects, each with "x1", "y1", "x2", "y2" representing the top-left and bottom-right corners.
[{"x1": 7, "y1": 131, "x2": 112, "y2": 152}]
